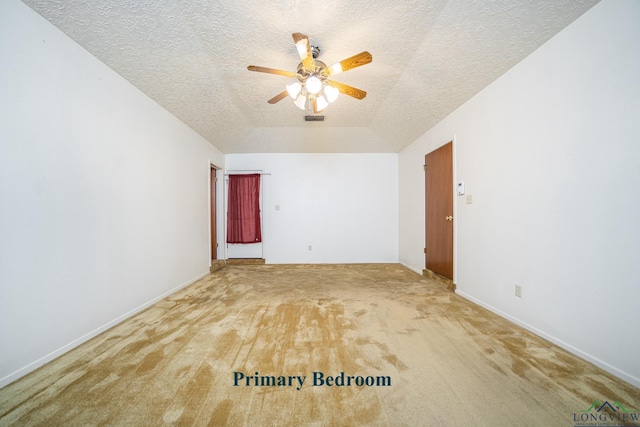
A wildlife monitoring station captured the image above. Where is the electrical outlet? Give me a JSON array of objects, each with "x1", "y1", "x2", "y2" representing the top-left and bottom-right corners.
[{"x1": 515, "y1": 285, "x2": 522, "y2": 298}]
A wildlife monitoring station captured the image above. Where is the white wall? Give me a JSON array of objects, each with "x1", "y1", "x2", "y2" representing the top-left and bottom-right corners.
[
  {"x1": 399, "y1": 0, "x2": 640, "y2": 387},
  {"x1": 225, "y1": 154, "x2": 398, "y2": 264},
  {"x1": 0, "y1": 0, "x2": 224, "y2": 387}
]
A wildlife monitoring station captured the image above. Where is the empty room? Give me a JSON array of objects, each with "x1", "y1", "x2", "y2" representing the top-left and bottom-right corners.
[{"x1": 1, "y1": 0, "x2": 639, "y2": 425}]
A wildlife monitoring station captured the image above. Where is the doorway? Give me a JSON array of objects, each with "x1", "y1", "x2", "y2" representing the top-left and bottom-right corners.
[
  {"x1": 210, "y1": 166, "x2": 218, "y2": 261},
  {"x1": 425, "y1": 142, "x2": 454, "y2": 280},
  {"x1": 225, "y1": 171, "x2": 264, "y2": 260}
]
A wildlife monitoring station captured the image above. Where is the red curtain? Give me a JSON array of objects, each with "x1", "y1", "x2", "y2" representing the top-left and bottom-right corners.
[{"x1": 227, "y1": 174, "x2": 262, "y2": 244}]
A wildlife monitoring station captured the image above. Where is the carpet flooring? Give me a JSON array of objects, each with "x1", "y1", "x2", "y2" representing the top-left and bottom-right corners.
[{"x1": 0, "y1": 264, "x2": 638, "y2": 426}]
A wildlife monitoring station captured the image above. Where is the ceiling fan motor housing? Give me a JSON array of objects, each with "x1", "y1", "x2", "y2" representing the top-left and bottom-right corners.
[{"x1": 296, "y1": 60, "x2": 328, "y2": 80}]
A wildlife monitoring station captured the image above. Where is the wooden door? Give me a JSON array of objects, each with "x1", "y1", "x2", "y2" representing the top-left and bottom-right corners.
[
  {"x1": 210, "y1": 167, "x2": 217, "y2": 260},
  {"x1": 425, "y1": 142, "x2": 453, "y2": 279}
]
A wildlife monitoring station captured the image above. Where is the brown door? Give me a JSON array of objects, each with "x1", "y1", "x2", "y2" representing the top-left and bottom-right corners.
[
  {"x1": 210, "y1": 167, "x2": 217, "y2": 260},
  {"x1": 425, "y1": 142, "x2": 453, "y2": 279}
]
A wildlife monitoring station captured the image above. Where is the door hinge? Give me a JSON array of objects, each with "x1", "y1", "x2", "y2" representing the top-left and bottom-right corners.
[
  {"x1": 423, "y1": 165, "x2": 427, "y2": 171},
  {"x1": 423, "y1": 248, "x2": 427, "y2": 254}
]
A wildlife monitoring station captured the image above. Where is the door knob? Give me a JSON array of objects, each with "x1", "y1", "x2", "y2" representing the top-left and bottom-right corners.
[{"x1": 445, "y1": 216, "x2": 453, "y2": 221}]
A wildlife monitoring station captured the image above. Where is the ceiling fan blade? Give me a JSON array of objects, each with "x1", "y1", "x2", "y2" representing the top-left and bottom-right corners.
[
  {"x1": 268, "y1": 91, "x2": 290, "y2": 104},
  {"x1": 292, "y1": 32, "x2": 314, "y2": 71},
  {"x1": 327, "y1": 81, "x2": 367, "y2": 100},
  {"x1": 327, "y1": 51, "x2": 372, "y2": 76},
  {"x1": 247, "y1": 65, "x2": 298, "y2": 78}
]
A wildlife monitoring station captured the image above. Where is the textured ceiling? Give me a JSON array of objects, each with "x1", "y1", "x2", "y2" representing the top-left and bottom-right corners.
[{"x1": 22, "y1": 0, "x2": 600, "y2": 153}]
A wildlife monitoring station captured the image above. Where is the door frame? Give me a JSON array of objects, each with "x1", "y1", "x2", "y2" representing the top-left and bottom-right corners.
[{"x1": 210, "y1": 164, "x2": 220, "y2": 262}]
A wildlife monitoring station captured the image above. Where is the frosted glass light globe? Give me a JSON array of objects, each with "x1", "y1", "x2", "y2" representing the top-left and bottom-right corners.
[
  {"x1": 286, "y1": 82, "x2": 302, "y2": 99},
  {"x1": 324, "y1": 85, "x2": 339, "y2": 103},
  {"x1": 294, "y1": 94, "x2": 307, "y2": 110},
  {"x1": 305, "y1": 75, "x2": 322, "y2": 95},
  {"x1": 315, "y1": 95, "x2": 329, "y2": 111}
]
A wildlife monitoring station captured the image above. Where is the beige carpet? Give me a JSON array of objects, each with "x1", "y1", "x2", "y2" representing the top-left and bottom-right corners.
[{"x1": 1, "y1": 264, "x2": 638, "y2": 426}]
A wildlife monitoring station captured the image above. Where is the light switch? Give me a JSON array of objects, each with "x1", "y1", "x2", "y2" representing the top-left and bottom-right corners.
[
  {"x1": 275, "y1": 205, "x2": 280, "y2": 211},
  {"x1": 457, "y1": 181, "x2": 465, "y2": 195}
]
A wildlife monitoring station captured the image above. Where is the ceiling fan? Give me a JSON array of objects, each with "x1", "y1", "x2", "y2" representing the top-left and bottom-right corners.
[{"x1": 247, "y1": 33, "x2": 372, "y2": 114}]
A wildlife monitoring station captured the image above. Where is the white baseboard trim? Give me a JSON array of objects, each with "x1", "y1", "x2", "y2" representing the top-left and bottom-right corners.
[
  {"x1": 400, "y1": 262, "x2": 423, "y2": 276},
  {"x1": 456, "y1": 290, "x2": 640, "y2": 389},
  {"x1": 0, "y1": 271, "x2": 209, "y2": 389}
]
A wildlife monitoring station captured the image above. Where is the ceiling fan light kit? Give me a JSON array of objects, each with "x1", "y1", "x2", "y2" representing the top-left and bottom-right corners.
[{"x1": 248, "y1": 33, "x2": 372, "y2": 114}]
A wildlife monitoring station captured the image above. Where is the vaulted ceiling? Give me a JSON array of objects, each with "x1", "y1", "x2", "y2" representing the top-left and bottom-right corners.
[{"x1": 22, "y1": 0, "x2": 599, "y2": 153}]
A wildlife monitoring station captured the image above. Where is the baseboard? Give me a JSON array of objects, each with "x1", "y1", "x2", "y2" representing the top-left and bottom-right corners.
[
  {"x1": 210, "y1": 259, "x2": 226, "y2": 273},
  {"x1": 0, "y1": 271, "x2": 210, "y2": 389},
  {"x1": 456, "y1": 290, "x2": 640, "y2": 389},
  {"x1": 422, "y1": 268, "x2": 456, "y2": 291},
  {"x1": 400, "y1": 262, "x2": 423, "y2": 276},
  {"x1": 226, "y1": 258, "x2": 265, "y2": 265}
]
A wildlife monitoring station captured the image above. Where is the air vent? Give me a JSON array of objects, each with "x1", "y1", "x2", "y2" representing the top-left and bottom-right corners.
[{"x1": 305, "y1": 115, "x2": 324, "y2": 122}]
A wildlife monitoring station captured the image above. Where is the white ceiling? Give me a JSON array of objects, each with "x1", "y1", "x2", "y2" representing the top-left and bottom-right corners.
[{"x1": 22, "y1": 0, "x2": 599, "y2": 154}]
